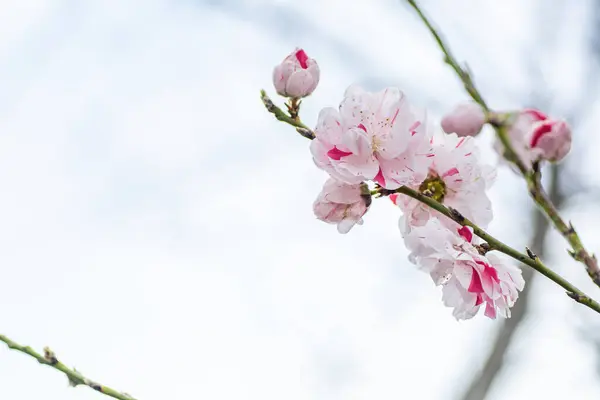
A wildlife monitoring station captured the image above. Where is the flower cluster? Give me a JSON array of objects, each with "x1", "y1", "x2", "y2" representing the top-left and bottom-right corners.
[
  {"x1": 405, "y1": 219, "x2": 524, "y2": 319},
  {"x1": 391, "y1": 132, "x2": 496, "y2": 235},
  {"x1": 268, "y1": 48, "x2": 573, "y2": 320}
]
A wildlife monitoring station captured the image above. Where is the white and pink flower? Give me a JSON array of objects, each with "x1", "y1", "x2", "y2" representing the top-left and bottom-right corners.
[
  {"x1": 495, "y1": 108, "x2": 572, "y2": 167},
  {"x1": 272, "y1": 48, "x2": 320, "y2": 98},
  {"x1": 392, "y1": 133, "x2": 495, "y2": 234},
  {"x1": 404, "y1": 218, "x2": 525, "y2": 320},
  {"x1": 310, "y1": 85, "x2": 431, "y2": 190},
  {"x1": 313, "y1": 178, "x2": 370, "y2": 234}
]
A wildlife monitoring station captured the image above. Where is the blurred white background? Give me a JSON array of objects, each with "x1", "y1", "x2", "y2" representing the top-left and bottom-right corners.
[{"x1": 1, "y1": 0, "x2": 600, "y2": 399}]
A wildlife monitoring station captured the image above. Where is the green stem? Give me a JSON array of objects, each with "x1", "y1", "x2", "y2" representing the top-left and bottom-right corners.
[
  {"x1": 392, "y1": 186, "x2": 600, "y2": 314},
  {"x1": 526, "y1": 171, "x2": 600, "y2": 287},
  {"x1": 0, "y1": 334, "x2": 137, "y2": 400},
  {"x1": 492, "y1": 119, "x2": 529, "y2": 175},
  {"x1": 260, "y1": 90, "x2": 315, "y2": 139},
  {"x1": 405, "y1": 0, "x2": 529, "y2": 175},
  {"x1": 405, "y1": 0, "x2": 600, "y2": 290}
]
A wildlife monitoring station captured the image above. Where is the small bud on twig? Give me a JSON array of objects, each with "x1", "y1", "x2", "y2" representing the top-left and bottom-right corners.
[
  {"x1": 448, "y1": 207, "x2": 465, "y2": 223},
  {"x1": 43, "y1": 346, "x2": 58, "y2": 365}
]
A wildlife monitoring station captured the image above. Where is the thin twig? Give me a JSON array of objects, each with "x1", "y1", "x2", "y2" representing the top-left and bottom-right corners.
[
  {"x1": 405, "y1": 0, "x2": 489, "y2": 111},
  {"x1": 527, "y1": 172, "x2": 600, "y2": 287},
  {"x1": 0, "y1": 334, "x2": 137, "y2": 400},
  {"x1": 260, "y1": 90, "x2": 315, "y2": 139},
  {"x1": 405, "y1": 0, "x2": 527, "y2": 175}
]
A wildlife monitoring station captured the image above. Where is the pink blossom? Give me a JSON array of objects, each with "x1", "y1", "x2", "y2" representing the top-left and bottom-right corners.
[
  {"x1": 404, "y1": 218, "x2": 525, "y2": 320},
  {"x1": 310, "y1": 85, "x2": 431, "y2": 190},
  {"x1": 441, "y1": 102, "x2": 486, "y2": 137},
  {"x1": 494, "y1": 109, "x2": 572, "y2": 167},
  {"x1": 313, "y1": 178, "x2": 370, "y2": 234},
  {"x1": 272, "y1": 48, "x2": 320, "y2": 98},
  {"x1": 392, "y1": 133, "x2": 496, "y2": 234}
]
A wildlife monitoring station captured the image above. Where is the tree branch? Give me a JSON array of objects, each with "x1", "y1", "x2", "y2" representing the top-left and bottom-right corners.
[
  {"x1": 527, "y1": 169, "x2": 600, "y2": 286},
  {"x1": 389, "y1": 186, "x2": 600, "y2": 314},
  {"x1": 404, "y1": 0, "x2": 600, "y2": 290},
  {"x1": 260, "y1": 88, "x2": 600, "y2": 314},
  {"x1": 0, "y1": 334, "x2": 137, "y2": 400},
  {"x1": 260, "y1": 89, "x2": 315, "y2": 139}
]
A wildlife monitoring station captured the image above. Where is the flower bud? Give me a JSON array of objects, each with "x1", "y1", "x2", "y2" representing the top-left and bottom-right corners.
[
  {"x1": 529, "y1": 118, "x2": 572, "y2": 162},
  {"x1": 441, "y1": 102, "x2": 486, "y2": 137},
  {"x1": 272, "y1": 48, "x2": 320, "y2": 98},
  {"x1": 495, "y1": 108, "x2": 573, "y2": 169}
]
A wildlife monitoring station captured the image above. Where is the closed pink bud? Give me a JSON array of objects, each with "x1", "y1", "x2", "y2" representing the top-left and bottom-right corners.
[
  {"x1": 441, "y1": 103, "x2": 486, "y2": 137},
  {"x1": 495, "y1": 108, "x2": 573, "y2": 168},
  {"x1": 313, "y1": 179, "x2": 369, "y2": 234},
  {"x1": 272, "y1": 48, "x2": 320, "y2": 98},
  {"x1": 529, "y1": 119, "x2": 572, "y2": 162}
]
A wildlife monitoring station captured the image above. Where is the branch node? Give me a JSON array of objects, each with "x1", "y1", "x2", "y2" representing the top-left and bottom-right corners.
[
  {"x1": 566, "y1": 291, "x2": 580, "y2": 301},
  {"x1": 296, "y1": 127, "x2": 315, "y2": 140},
  {"x1": 68, "y1": 380, "x2": 79, "y2": 387},
  {"x1": 487, "y1": 113, "x2": 503, "y2": 128},
  {"x1": 260, "y1": 89, "x2": 276, "y2": 112},
  {"x1": 475, "y1": 243, "x2": 492, "y2": 255},
  {"x1": 568, "y1": 249, "x2": 582, "y2": 261},
  {"x1": 566, "y1": 221, "x2": 576, "y2": 235},
  {"x1": 448, "y1": 207, "x2": 465, "y2": 223},
  {"x1": 43, "y1": 346, "x2": 58, "y2": 365},
  {"x1": 525, "y1": 247, "x2": 537, "y2": 260}
]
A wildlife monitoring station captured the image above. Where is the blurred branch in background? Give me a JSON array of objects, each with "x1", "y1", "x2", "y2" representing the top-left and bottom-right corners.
[{"x1": 459, "y1": 164, "x2": 563, "y2": 400}]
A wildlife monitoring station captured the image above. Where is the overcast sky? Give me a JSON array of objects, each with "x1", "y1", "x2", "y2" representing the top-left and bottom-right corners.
[{"x1": 1, "y1": 1, "x2": 600, "y2": 399}]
